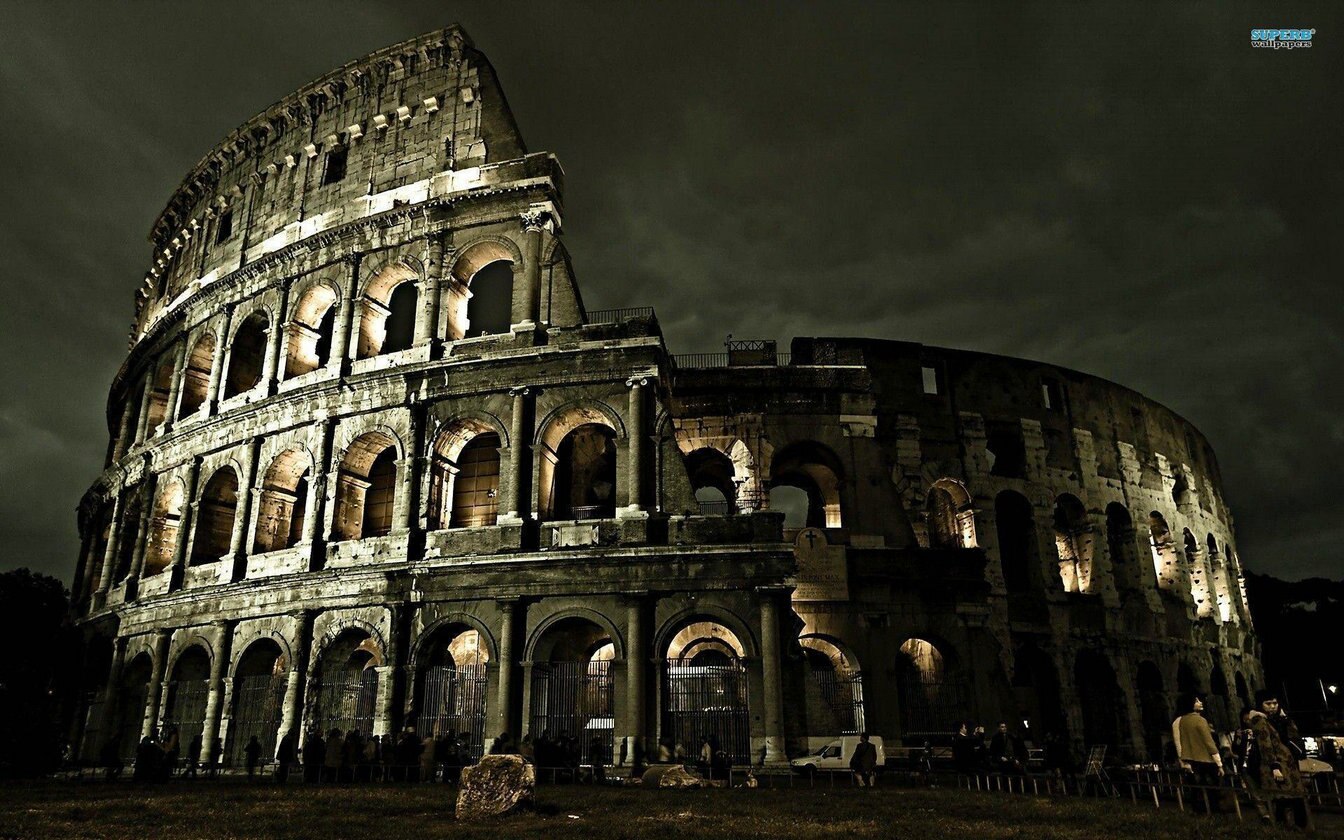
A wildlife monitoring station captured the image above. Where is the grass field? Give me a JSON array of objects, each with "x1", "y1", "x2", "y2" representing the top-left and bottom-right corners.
[{"x1": 0, "y1": 779, "x2": 1322, "y2": 840}]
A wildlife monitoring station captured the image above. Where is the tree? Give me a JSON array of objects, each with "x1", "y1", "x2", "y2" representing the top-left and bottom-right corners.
[{"x1": 0, "y1": 569, "x2": 70, "y2": 777}]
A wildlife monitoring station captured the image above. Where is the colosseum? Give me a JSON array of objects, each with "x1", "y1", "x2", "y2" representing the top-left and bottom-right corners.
[{"x1": 67, "y1": 25, "x2": 1262, "y2": 771}]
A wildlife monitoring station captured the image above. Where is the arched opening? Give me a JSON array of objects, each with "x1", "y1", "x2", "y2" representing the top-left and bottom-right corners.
[
  {"x1": 662, "y1": 619, "x2": 750, "y2": 765},
  {"x1": 356, "y1": 264, "x2": 419, "y2": 359},
  {"x1": 253, "y1": 450, "x2": 311, "y2": 554},
  {"x1": 1235, "y1": 672, "x2": 1251, "y2": 707},
  {"x1": 986, "y1": 424, "x2": 1027, "y2": 478},
  {"x1": 144, "y1": 482, "x2": 184, "y2": 577},
  {"x1": 686, "y1": 448, "x2": 737, "y2": 515},
  {"x1": 177, "y1": 333, "x2": 215, "y2": 419},
  {"x1": 926, "y1": 478, "x2": 976, "y2": 549},
  {"x1": 896, "y1": 638, "x2": 967, "y2": 736},
  {"x1": 1208, "y1": 534, "x2": 1233, "y2": 623},
  {"x1": 1074, "y1": 650, "x2": 1122, "y2": 751},
  {"x1": 1148, "y1": 512, "x2": 1174, "y2": 588},
  {"x1": 112, "y1": 490, "x2": 143, "y2": 582},
  {"x1": 427, "y1": 425, "x2": 501, "y2": 530},
  {"x1": 284, "y1": 284, "x2": 338, "y2": 378},
  {"x1": 191, "y1": 467, "x2": 238, "y2": 565},
  {"x1": 1177, "y1": 662, "x2": 1201, "y2": 697},
  {"x1": 310, "y1": 630, "x2": 380, "y2": 737},
  {"x1": 1184, "y1": 528, "x2": 1212, "y2": 617},
  {"x1": 113, "y1": 653, "x2": 153, "y2": 762},
  {"x1": 1052, "y1": 494, "x2": 1093, "y2": 593},
  {"x1": 163, "y1": 646, "x2": 211, "y2": 756},
  {"x1": 414, "y1": 624, "x2": 489, "y2": 761},
  {"x1": 144, "y1": 355, "x2": 176, "y2": 432},
  {"x1": 1011, "y1": 641, "x2": 1065, "y2": 740},
  {"x1": 120, "y1": 378, "x2": 146, "y2": 449},
  {"x1": 545, "y1": 423, "x2": 617, "y2": 521},
  {"x1": 995, "y1": 491, "x2": 1039, "y2": 594},
  {"x1": 448, "y1": 243, "x2": 516, "y2": 339},
  {"x1": 767, "y1": 485, "x2": 811, "y2": 528},
  {"x1": 529, "y1": 618, "x2": 616, "y2": 766},
  {"x1": 1105, "y1": 503, "x2": 1141, "y2": 591},
  {"x1": 228, "y1": 640, "x2": 287, "y2": 766},
  {"x1": 1209, "y1": 664, "x2": 1231, "y2": 731},
  {"x1": 1136, "y1": 661, "x2": 1168, "y2": 762},
  {"x1": 800, "y1": 636, "x2": 865, "y2": 734},
  {"x1": 333, "y1": 432, "x2": 398, "y2": 541},
  {"x1": 769, "y1": 442, "x2": 844, "y2": 529},
  {"x1": 224, "y1": 312, "x2": 269, "y2": 398}
]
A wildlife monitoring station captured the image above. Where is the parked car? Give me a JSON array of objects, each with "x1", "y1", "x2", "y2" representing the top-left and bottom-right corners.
[{"x1": 790, "y1": 736, "x2": 886, "y2": 776}]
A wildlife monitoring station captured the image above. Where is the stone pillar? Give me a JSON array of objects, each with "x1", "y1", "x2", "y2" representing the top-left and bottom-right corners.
[
  {"x1": 229, "y1": 438, "x2": 262, "y2": 581},
  {"x1": 306, "y1": 420, "x2": 334, "y2": 570},
  {"x1": 514, "y1": 210, "x2": 547, "y2": 327},
  {"x1": 377, "y1": 603, "x2": 412, "y2": 736},
  {"x1": 162, "y1": 340, "x2": 189, "y2": 432},
  {"x1": 495, "y1": 600, "x2": 519, "y2": 739},
  {"x1": 125, "y1": 476, "x2": 157, "y2": 599},
  {"x1": 93, "y1": 492, "x2": 125, "y2": 606},
  {"x1": 330, "y1": 254, "x2": 361, "y2": 376},
  {"x1": 624, "y1": 595, "x2": 647, "y2": 753},
  {"x1": 95, "y1": 636, "x2": 128, "y2": 757},
  {"x1": 413, "y1": 235, "x2": 444, "y2": 351},
  {"x1": 758, "y1": 590, "x2": 786, "y2": 764},
  {"x1": 132, "y1": 373, "x2": 156, "y2": 444},
  {"x1": 264, "y1": 281, "x2": 291, "y2": 394},
  {"x1": 397, "y1": 405, "x2": 426, "y2": 537},
  {"x1": 200, "y1": 619, "x2": 235, "y2": 765},
  {"x1": 205, "y1": 307, "x2": 233, "y2": 415},
  {"x1": 501, "y1": 387, "x2": 533, "y2": 523},
  {"x1": 170, "y1": 459, "x2": 202, "y2": 593},
  {"x1": 622, "y1": 377, "x2": 649, "y2": 516},
  {"x1": 279, "y1": 609, "x2": 315, "y2": 749},
  {"x1": 111, "y1": 393, "x2": 136, "y2": 463},
  {"x1": 142, "y1": 630, "x2": 171, "y2": 739}
]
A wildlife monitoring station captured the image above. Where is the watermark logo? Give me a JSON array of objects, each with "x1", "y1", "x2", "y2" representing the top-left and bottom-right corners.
[{"x1": 1251, "y1": 28, "x2": 1315, "y2": 49}]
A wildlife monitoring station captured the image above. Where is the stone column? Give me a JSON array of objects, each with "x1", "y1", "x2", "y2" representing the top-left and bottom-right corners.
[
  {"x1": 263, "y1": 281, "x2": 291, "y2": 394},
  {"x1": 142, "y1": 630, "x2": 172, "y2": 739},
  {"x1": 624, "y1": 595, "x2": 647, "y2": 754},
  {"x1": 413, "y1": 235, "x2": 444, "y2": 351},
  {"x1": 93, "y1": 492, "x2": 125, "y2": 607},
  {"x1": 200, "y1": 619, "x2": 235, "y2": 765},
  {"x1": 279, "y1": 609, "x2": 315, "y2": 749},
  {"x1": 95, "y1": 636, "x2": 128, "y2": 757},
  {"x1": 169, "y1": 460, "x2": 202, "y2": 591},
  {"x1": 758, "y1": 590, "x2": 786, "y2": 764},
  {"x1": 495, "y1": 600, "x2": 519, "y2": 739},
  {"x1": 306, "y1": 420, "x2": 334, "y2": 571},
  {"x1": 229, "y1": 438, "x2": 262, "y2": 581},
  {"x1": 329, "y1": 254, "x2": 361, "y2": 376},
  {"x1": 501, "y1": 387, "x2": 533, "y2": 523},
  {"x1": 513, "y1": 210, "x2": 547, "y2": 327},
  {"x1": 377, "y1": 603, "x2": 412, "y2": 736},
  {"x1": 125, "y1": 476, "x2": 157, "y2": 600},
  {"x1": 111, "y1": 394, "x2": 136, "y2": 463},
  {"x1": 132, "y1": 373, "x2": 156, "y2": 444},
  {"x1": 205, "y1": 307, "x2": 233, "y2": 415},
  {"x1": 623, "y1": 377, "x2": 649, "y2": 516},
  {"x1": 162, "y1": 340, "x2": 189, "y2": 432}
]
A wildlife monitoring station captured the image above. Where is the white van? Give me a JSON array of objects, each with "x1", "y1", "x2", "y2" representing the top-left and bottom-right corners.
[{"x1": 790, "y1": 736, "x2": 886, "y2": 775}]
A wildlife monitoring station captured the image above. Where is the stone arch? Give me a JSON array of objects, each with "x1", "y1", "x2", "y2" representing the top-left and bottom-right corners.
[
  {"x1": 800, "y1": 634, "x2": 867, "y2": 734},
  {"x1": 448, "y1": 237, "x2": 521, "y2": 339},
  {"x1": 654, "y1": 606, "x2": 759, "y2": 661},
  {"x1": 113, "y1": 488, "x2": 145, "y2": 582},
  {"x1": 1052, "y1": 493, "x2": 1094, "y2": 593},
  {"x1": 177, "y1": 331, "x2": 216, "y2": 419},
  {"x1": 333, "y1": 428, "x2": 403, "y2": 541},
  {"x1": 926, "y1": 477, "x2": 977, "y2": 549},
  {"x1": 659, "y1": 612, "x2": 754, "y2": 764},
  {"x1": 163, "y1": 642, "x2": 212, "y2": 749},
  {"x1": 895, "y1": 636, "x2": 969, "y2": 734},
  {"x1": 535, "y1": 401, "x2": 625, "y2": 521},
  {"x1": 1136, "y1": 660, "x2": 1168, "y2": 761},
  {"x1": 111, "y1": 651, "x2": 154, "y2": 760},
  {"x1": 309, "y1": 618, "x2": 388, "y2": 673},
  {"x1": 1073, "y1": 649, "x2": 1123, "y2": 751},
  {"x1": 284, "y1": 278, "x2": 341, "y2": 378},
  {"x1": 410, "y1": 617, "x2": 493, "y2": 758},
  {"x1": 525, "y1": 608, "x2": 625, "y2": 662},
  {"x1": 995, "y1": 490, "x2": 1040, "y2": 594},
  {"x1": 427, "y1": 414, "x2": 507, "y2": 531},
  {"x1": 228, "y1": 628, "x2": 295, "y2": 678},
  {"x1": 307, "y1": 623, "x2": 384, "y2": 736},
  {"x1": 768, "y1": 440, "x2": 845, "y2": 529},
  {"x1": 227, "y1": 636, "x2": 288, "y2": 763},
  {"x1": 224, "y1": 309, "x2": 271, "y2": 398},
  {"x1": 526, "y1": 610, "x2": 619, "y2": 764},
  {"x1": 1010, "y1": 640, "x2": 1066, "y2": 739},
  {"x1": 144, "y1": 478, "x2": 185, "y2": 577},
  {"x1": 685, "y1": 447, "x2": 737, "y2": 514},
  {"x1": 356, "y1": 259, "x2": 420, "y2": 359},
  {"x1": 144, "y1": 352, "x2": 178, "y2": 432},
  {"x1": 410, "y1": 613, "x2": 499, "y2": 671},
  {"x1": 191, "y1": 465, "x2": 239, "y2": 565},
  {"x1": 1148, "y1": 511, "x2": 1176, "y2": 589},
  {"x1": 253, "y1": 447, "x2": 315, "y2": 553}
]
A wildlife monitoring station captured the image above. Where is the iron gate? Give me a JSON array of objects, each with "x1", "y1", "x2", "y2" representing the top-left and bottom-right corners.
[
  {"x1": 229, "y1": 673, "x2": 286, "y2": 765},
  {"x1": 809, "y1": 667, "x2": 866, "y2": 734},
  {"x1": 116, "y1": 684, "x2": 149, "y2": 762},
  {"x1": 419, "y1": 665, "x2": 488, "y2": 761},
  {"x1": 664, "y1": 662, "x2": 751, "y2": 765},
  {"x1": 162, "y1": 679, "x2": 209, "y2": 757},
  {"x1": 529, "y1": 661, "x2": 613, "y2": 764},
  {"x1": 898, "y1": 676, "x2": 967, "y2": 735},
  {"x1": 311, "y1": 669, "x2": 378, "y2": 736}
]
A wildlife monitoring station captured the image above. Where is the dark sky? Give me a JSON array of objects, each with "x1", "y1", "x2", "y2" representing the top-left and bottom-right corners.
[{"x1": 1, "y1": 2, "x2": 1340, "y2": 583}]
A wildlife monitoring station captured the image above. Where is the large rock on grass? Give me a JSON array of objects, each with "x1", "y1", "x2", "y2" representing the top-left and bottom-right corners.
[
  {"x1": 640, "y1": 763, "x2": 703, "y2": 789},
  {"x1": 456, "y1": 755, "x2": 536, "y2": 820}
]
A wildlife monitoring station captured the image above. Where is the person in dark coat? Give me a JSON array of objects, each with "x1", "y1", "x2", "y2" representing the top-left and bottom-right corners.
[
  {"x1": 850, "y1": 732, "x2": 878, "y2": 788},
  {"x1": 185, "y1": 734, "x2": 202, "y2": 779},
  {"x1": 244, "y1": 735, "x2": 263, "y2": 778},
  {"x1": 302, "y1": 730, "x2": 324, "y2": 783},
  {"x1": 275, "y1": 732, "x2": 296, "y2": 783},
  {"x1": 133, "y1": 736, "x2": 158, "y2": 782},
  {"x1": 1253, "y1": 690, "x2": 1313, "y2": 830},
  {"x1": 989, "y1": 722, "x2": 1027, "y2": 774},
  {"x1": 951, "y1": 722, "x2": 979, "y2": 775}
]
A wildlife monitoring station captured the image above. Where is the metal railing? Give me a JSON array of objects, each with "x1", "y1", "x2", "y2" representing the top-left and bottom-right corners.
[
  {"x1": 673, "y1": 353, "x2": 792, "y2": 369},
  {"x1": 585, "y1": 307, "x2": 656, "y2": 325}
]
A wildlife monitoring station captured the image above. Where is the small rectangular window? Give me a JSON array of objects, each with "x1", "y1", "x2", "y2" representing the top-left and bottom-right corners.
[
  {"x1": 921, "y1": 366, "x2": 939, "y2": 395},
  {"x1": 322, "y1": 146, "x2": 348, "y2": 185},
  {"x1": 215, "y1": 210, "x2": 233, "y2": 244},
  {"x1": 1042, "y1": 380, "x2": 1063, "y2": 411}
]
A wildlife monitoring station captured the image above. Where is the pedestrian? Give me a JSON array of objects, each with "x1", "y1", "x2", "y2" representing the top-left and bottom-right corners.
[
  {"x1": 699, "y1": 738, "x2": 712, "y2": 776},
  {"x1": 1251, "y1": 690, "x2": 1313, "y2": 830},
  {"x1": 989, "y1": 722, "x2": 1026, "y2": 774},
  {"x1": 1172, "y1": 694, "x2": 1224, "y2": 813},
  {"x1": 656, "y1": 738, "x2": 671, "y2": 763},
  {"x1": 1233, "y1": 706, "x2": 1273, "y2": 822},
  {"x1": 952, "y1": 722, "x2": 979, "y2": 776},
  {"x1": 185, "y1": 734, "x2": 202, "y2": 779},
  {"x1": 850, "y1": 732, "x2": 878, "y2": 788},
  {"x1": 276, "y1": 731, "x2": 296, "y2": 783},
  {"x1": 618, "y1": 736, "x2": 628, "y2": 768},
  {"x1": 589, "y1": 736, "x2": 607, "y2": 784},
  {"x1": 302, "y1": 730, "x2": 324, "y2": 783},
  {"x1": 420, "y1": 733, "x2": 437, "y2": 782},
  {"x1": 323, "y1": 728, "x2": 344, "y2": 783},
  {"x1": 210, "y1": 738, "x2": 223, "y2": 778},
  {"x1": 244, "y1": 735, "x2": 263, "y2": 779}
]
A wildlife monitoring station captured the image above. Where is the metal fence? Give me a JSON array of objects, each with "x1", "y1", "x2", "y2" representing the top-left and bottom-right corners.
[
  {"x1": 310, "y1": 670, "x2": 378, "y2": 736},
  {"x1": 529, "y1": 661, "x2": 614, "y2": 765},
  {"x1": 672, "y1": 353, "x2": 792, "y2": 369},
  {"x1": 585, "y1": 307, "x2": 656, "y2": 324},
  {"x1": 664, "y1": 662, "x2": 752, "y2": 765},
  {"x1": 162, "y1": 680, "x2": 209, "y2": 754},
  {"x1": 419, "y1": 665, "x2": 488, "y2": 762},
  {"x1": 228, "y1": 674, "x2": 286, "y2": 765},
  {"x1": 809, "y1": 668, "x2": 866, "y2": 734}
]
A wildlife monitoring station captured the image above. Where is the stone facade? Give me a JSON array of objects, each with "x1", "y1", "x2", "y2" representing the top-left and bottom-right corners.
[{"x1": 67, "y1": 25, "x2": 1261, "y2": 770}]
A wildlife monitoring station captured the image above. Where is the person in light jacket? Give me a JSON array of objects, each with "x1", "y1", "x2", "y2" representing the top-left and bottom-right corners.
[{"x1": 1172, "y1": 694, "x2": 1223, "y2": 813}]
